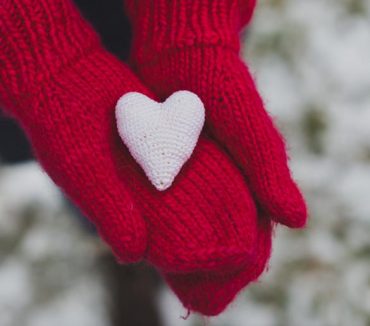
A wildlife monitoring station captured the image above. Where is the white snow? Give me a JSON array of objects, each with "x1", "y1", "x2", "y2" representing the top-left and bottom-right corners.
[{"x1": 1, "y1": 0, "x2": 370, "y2": 325}]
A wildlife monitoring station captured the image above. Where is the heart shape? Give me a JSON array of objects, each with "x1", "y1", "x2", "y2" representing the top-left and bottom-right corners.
[{"x1": 115, "y1": 91, "x2": 205, "y2": 191}]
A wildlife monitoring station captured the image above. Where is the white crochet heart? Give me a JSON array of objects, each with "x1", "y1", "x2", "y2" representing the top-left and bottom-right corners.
[{"x1": 115, "y1": 91, "x2": 205, "y2": 191}]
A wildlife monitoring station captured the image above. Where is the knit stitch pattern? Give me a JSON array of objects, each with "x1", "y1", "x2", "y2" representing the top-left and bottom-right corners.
[
  {"x1": 0, "y1": 0, "x2": 260, "y2": 278},
  {"x1": 125, "y1": 0, "x2": 307, "y2": 315},
  {"x1": 165, "y1": 216, "x2": 273, "y2": 316},
  {"x1": 116, "y1": 91, "x2": 205, "y2": 191},
  {"x1": 126, "y1": 0, "x2": 308, "y2": 229}
]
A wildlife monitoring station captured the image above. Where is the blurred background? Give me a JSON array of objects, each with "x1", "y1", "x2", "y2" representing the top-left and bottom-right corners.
[{"x1": 1, "y1": 0, "x2": 369, "y2": 325}]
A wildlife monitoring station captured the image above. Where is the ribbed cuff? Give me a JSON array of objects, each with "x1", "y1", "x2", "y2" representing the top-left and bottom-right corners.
[
  {"x1": 125, "y1": 0, "x2": 256, "y2": 63},
  {"x1": 4, "y1": 47, "x2": 151, "y2": 124},
  {"x1": 0, "y1": 0, "x2": 101, "y2": 110}
]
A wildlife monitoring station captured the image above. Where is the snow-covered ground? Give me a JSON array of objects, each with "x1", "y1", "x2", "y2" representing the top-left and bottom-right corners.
[
  {"x1": 0, "y1": 164, "x2": 108, "y2": 326},
  {"x1": 1, "y1": 0, "x2": 369, "y2": 325}
]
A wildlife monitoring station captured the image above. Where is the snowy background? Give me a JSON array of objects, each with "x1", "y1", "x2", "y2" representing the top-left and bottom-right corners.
[{"x1": 1, "y1": 0, "x2": 369, "y2": 325}]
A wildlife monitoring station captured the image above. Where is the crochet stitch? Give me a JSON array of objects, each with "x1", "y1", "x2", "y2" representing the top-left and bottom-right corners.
[
  {"x1": 115, "y1": 91, "x2": 205, "y2": 190},
  {"x1": 0, "y1": 0, "x2": 260, "y2": 277},
  {"x1": 126, "y1": 0, "x2": 308, "y2": 228},
  {"x1": 0, "y1": 0, "x2": 307, "y2": 317},
  {"x1": 125, "y1": 0, "x2": 308, "y2": 315}
]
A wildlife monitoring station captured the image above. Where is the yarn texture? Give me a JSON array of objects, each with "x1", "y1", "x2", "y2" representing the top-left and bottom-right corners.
[
  {"x1": 126, "y1": 0, "x2": 307, "y2": 229},
  {"x1": 125, "y1": 0, "x2": 308, "y2": 315},
  {"x1": 116, "y1": 91, "x2": 205, "y2": 190},
  {"x1": 0, "y1": 0, "x2": 308, "y2": 317},
  {"x1": 0, "y1": 0, "x2": 265, "y2": 315}
]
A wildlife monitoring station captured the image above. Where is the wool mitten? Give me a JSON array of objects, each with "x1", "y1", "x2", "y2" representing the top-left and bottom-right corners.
[
  {"x1": 165, "y1": 216, "x2": 273, "y2": 316},
  {"x1": 0, "y1": 0, "x2": 259, "y2": 273},
  {"x1": 125, "y1": 0, "x2": 308, "y2": 228}
]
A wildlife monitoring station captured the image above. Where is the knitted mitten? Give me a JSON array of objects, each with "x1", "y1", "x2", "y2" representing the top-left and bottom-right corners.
[
  {"x1": 165, "y1": 216, "x2": 273, "y2": 316},
  {"x1": 126, "y1": 0, "x2": 308, "y2": 228},
  {"x1": 0, "y1": 0, "x2": 259, "y2": 273}
]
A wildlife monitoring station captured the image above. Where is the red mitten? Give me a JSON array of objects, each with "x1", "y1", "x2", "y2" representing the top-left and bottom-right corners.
[
  {"x1": 165, "y1": 216, "x2": 273, "y2": 316},
  {"x1": 126, "y1": 0, "x2": 308, "y2": 228},
  {"x1": 0, "y1": 0, "x2": 259, "y2": 273},
  {"x1": 124, "y1": 0, "x2": 307, "y2": 315}
]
